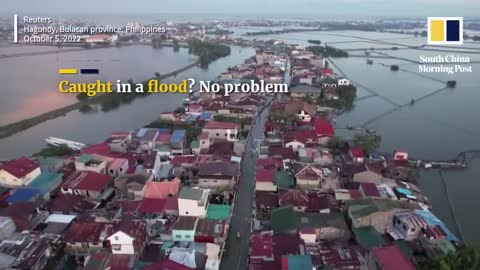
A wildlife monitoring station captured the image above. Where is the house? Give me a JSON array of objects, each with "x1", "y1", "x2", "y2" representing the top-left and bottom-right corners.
[
  {"x1": 108, "y1": 158, "x2": 128, "y2": 177},
  {"x1": 114, "y1": 174, "x2": 148, "y2": 200},
  {"x1": 255, "y1": 169, "x2": 277, "y2": 192},
  {"x1": 143, "y1": 178, "x2": 180, "y2": 199},
  {"x1": 75, "y1": 154, "x2": 108, "y2": 174},
  {"x1": 171, "y1": 130, "x2": 186, "y2": 155},
  {"x1": 250, "y1": 231, "x2": 274, "y2": 264},
  {"x1": 367, "y1": 245, "x2": 416, "y2": 270},
  {"x1": 288, "y1": 84, "x2": 321, "y2": 99},
  {"x1": 270, "y1": 206, "x2": 350, "y2": 240},
  {"x1": 64, "y1": 222, "x2": 110, "y2": 255},
  {"x1": 274, "y1": 170, "x2": 294, "y2": 189},
  {"x1": 0, "y1": 235, "x2": 51, "y2": 270},
  {"x1": 138, "y1": 198, "x2": 178, "y2": 217},
  {"x1": 353, "y1": 170, "x2": 397, "y2": 188},
  {"x1": 284, "y1": 101, "x2": 316, "y2": 122},
  {"x1": 293, "y1": 164, "x2": 323, "y2": 190},
  {"x1": 394, "y1": 149, "x2": 409, "y2": 160},
  {"x1": 359, "y1": 182, "x2": 381, "y2": 198},
  {"x1": 172, "y1": 216, "x2": 198, "y2": 242},
  {"x1": 388, "y1": 212, "x2": 428, "y2": 241},
  {"x1": 194, "y1": 218, "x2": 226, "y2": 244},
  {"x1": 350, "y1": 147, "x2": 365, "y2": 163},
  {"x1": 353, "y1": 226, "x2": 386, "y2": 250},
  {"x1": 178, "y1": 187, "x2": 209, "y2": 217},
  {"x1": 278, "y1": 189, "x2": 309, "y2": 211},
  {"x1": 136, "y1": 128, "x2": 159, "y2": 152},
  {"x1": 198, "y1": 161, "x2": 239, "y2": 189},
  {"x1": 338, "y1": 78, "x2": 351, "y2": 86},
  {"x1": 84, "y1": 253, "x2": 139, "y2": 270},
  {"x1": 312, "y1": 118, "x2": 334, "y2": 145},
  {"x1": 203, "y1": 121, "x2": 240, "y2": 142},
  {"x1": 199, "y1": 132, "x2": 210, "y2": 151},
  {"x1": 347, "y1": 198, "x2": 421, "y2": 233},
  {"x1": 106, "y1": 131, "x2": 132, "y2": 153},
  {"x1": 0, "y1": 157, "x2": 40, "y2": 187},
  {"x1": 27, "y1": 172, "x2": 63, "y2": 193},
  {"x1": 107, "y1": 214, "x2": 147, "y2": 254},
  {"x1": 60, "y1": 171, "x2": 113, "y2": 200}
]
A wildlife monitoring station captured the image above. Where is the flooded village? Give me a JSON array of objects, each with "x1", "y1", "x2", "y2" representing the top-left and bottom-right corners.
[{"x1": 0, "y1": 21, "x2": 472, "y2": 270}]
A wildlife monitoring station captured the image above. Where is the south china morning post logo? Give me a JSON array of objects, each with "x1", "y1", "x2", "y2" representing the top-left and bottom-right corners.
[{"x1": 428, "y1": 17, "x2": 463, "y2": 45}]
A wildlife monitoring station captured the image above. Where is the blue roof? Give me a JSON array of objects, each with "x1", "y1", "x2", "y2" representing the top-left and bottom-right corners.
[
  {"x1": 171, "y1": 130, "x2": 186, "y2": 144},
  {"x1": 286, "y1": 255, "x2": 313, "y2": 270},
  {"x1": 396, "y1": 187, "x2": 413, "y2": 196},
  {"x1": 186, "y1": 115, "x2": 198, "y2": 122},
  {"x1": 6, "y1": 188, "x2": 44, "y2": 203},
  {"x1": 157, "y1": 128, "x2": 171, "y2": 134},
  {"x1": 199, "y1": 112, "x2": 213, "y2": 120},
  {"x1": 28, "y1": 172, "x2": 63, "y2": 191},
  {"x1": 136, "y1": 128, "x2": 148, "y2": 137},
  {"x1": 415, "y1": 210, "x2": 459, "y2": 243}
]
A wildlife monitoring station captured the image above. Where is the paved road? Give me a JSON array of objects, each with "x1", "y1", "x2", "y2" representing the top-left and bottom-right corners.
[{"x1": 220, "y1": 98, "x2": 273, "y2": 270}]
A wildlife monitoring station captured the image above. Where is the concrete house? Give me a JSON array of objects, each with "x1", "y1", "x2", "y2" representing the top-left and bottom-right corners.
[
  {"x1": 107, "y1": 215, "x2": 146, "y2": 254},
  {"x1": 389, "y1": 212, "x2": 428, "y2": 241},
  {"x1": 203, "y1": 121, "x2": 240, "y2": 142},
  {"x1": 136, "y1": 128, "x2": 159, "y2": 152},
  {"x1": 178, "y1": 187, "x2": 210, "y2": 218},
  {"x1": 75, "y1": 154, "x2": 107, "y2": 174},
  {"x1": 108, "y1": 158, "x2": 128, "y2": 177},
  {"x1": 172, "y1": 216, "x2": 198, "y2": 242},
  {"x1": 61, "y1": 171, "x2": 113, "y2": 201},
  {"x1": 198, "y1": 161, "x2": 239, "y2": 190},
  {"x1": 0, "y1": 157, "x2": 41, "y2": 187}
]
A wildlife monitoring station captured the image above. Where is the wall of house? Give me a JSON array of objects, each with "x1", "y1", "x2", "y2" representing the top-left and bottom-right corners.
[
  {"x1": 178, "y1": 198, "x2": 207, "y2": 217},
  {"x1": 205, "y1": 128, "x2": 238, "y2": 142},
  {"x1": 300, "y1": 233, "x2": 317, "y2": 244},
  {"x1": 255, "y1": 182, "x2": 277, "y2": 192},
  {"x1": 108, "y1": 231, "x2": 135, "y2": 254},
  {"x1": 297, "y1": 178, "x2": 320, "y2": 190},
  {"x1": 0, "y1": 167, "x2": 40, "y2": 187},
  {"x1": 172, "y1": 229, "x2": 195, "y2": 242},
  {"x1": 75, "y1": 160, "x2": 107, "y2": 174},
  {"x1": 198, "y1": 177, "x2": 235, "y2": 190},
  {"x1": 394, "y1": 217, "x2": 422, "y2": 240},
  {"x1": 318, "y1": 227, "x2": 349, "y2": 241},
  {"x1": 109, "y1": 161, "x2": 128, "y2": 177}
]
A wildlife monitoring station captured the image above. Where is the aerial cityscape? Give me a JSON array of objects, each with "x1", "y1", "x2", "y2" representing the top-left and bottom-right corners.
[{"x1": 0, "y1": 1, "x2": 480, "y2": 270}]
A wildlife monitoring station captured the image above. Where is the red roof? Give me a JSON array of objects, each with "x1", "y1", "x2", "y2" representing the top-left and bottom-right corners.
[
  {"x1": 138, "y1": 198, "x2": 178, "y2": 214},
  {"x1": 349, "y1": 190, "x2": 363, "y2": 200},
  {"x1": 279, "y1": 189, "x2": 309, "y2": 207},
  {"x1": 350, "y1": 147, "x2": 364, "y2": 158},
  {"x1": 321, "y1": 68, "x2": 333, "y2": 75},
  {"x1": 0, "y1": 157, "x2": 38, "y2": 178},
  {"x1": 371, "y1": 245, "x2": 416, "y2": 270},
  {"x1": 108, "y1": 214, "x2": 146, "y2": 246},
  {"x1": 360, "y1": 183, "x2": 381, "y2": 197},
  {"x1": 284, "y1": 130, "x2": 316, "y2": 144},
  {"x1": 143, "y1": 179, "x2": 180, "y2": 199},
  {"x1": 268, "y1": 146, "x2": 295, "y2": 160},
  {"x1": 256, "y1": 169, "x2": 275, "y2": 183},
  {"x1": 156, "y1": 134, "x2": 172, "y2": 143},
  {"x1": 256, "y1": 159, "x2": 284, "y2": 170},
  {"x1": 312, "y1": 118, "x2": 334, "y2": 137},
  {"x1": 111, "y1": 200, "x2": 142, "y2": 213},
  {"x1": 64, "y1": 222, "x2": 110, "y2": 243},
  {"x1": 170, "y1": 155, "x2": 198, "y2": 167},
  {"x1": 47, "y1": 194, "x2": 96, "y2": 214},
  {"x1": 250, "y1": 231, "x2": 274, "y2": 263},
  {"x1": 61, "y1": 171, "x2": 113, "y2": 192},
  {"x1": 204, "y1": 121, "x2": 240, "y2": 130}
]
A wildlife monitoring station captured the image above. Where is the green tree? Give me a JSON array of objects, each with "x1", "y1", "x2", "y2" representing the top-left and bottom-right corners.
[
  {"x1": 328, "y1": 135, "x2": 344, "y2": 149},
  {"x1": 303, "y1": 95, "x2": 314, "y2": 105},
  {"x1": 353, "y1": 133, "x2": 381, "y2": 154},
  {"x1": 421, "y1": 245, "x2": 480, "y2": 270}
]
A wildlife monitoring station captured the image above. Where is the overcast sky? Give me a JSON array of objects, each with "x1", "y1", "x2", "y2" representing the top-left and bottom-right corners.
[{"x1": 3, "y1": 0, "x2": 479, "y2": 18}]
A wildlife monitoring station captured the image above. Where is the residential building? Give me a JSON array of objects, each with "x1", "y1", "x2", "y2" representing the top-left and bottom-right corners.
[
  {"x1": 171, "y1": 130, "x2": 186, "y2": 155},
  {"x1": 172, "y1": 216, "x2": 198, "y2": 242},
  {"x1": 198, "y1": 161, "x2": 239, "y2": 189},
  {"x1": 75, "y1": 154, "x2": 108, "y2": 174},
  {"x1": 178, "y1": 187, "x2": 209, "y2": 217},
  {"x1": 107, "y1": 214, "x2": 147, "y2": 254},
  {"x1": 64, "y1": 222, "x2": 110, "y2": 255},
  {"x1": 60, "y1": 171, "x2": 113, "y2": 200},
  {"x1": 255, "y1": 169, "x2": 277, "y2": 192},
  {"x1": 108, "y1": 158, "x2": 128, "y2": 177},
  {"x1": 203, "y1": 121, "x2": 240, "y2": 142},
  {"x1": 0, "y1": 157, "x2": 40, "y2": 187}
]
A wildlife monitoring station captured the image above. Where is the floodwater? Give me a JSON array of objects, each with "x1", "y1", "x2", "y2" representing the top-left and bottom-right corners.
[{"x1": 0, "y1": 44, "x2": 255, "y2": 159}]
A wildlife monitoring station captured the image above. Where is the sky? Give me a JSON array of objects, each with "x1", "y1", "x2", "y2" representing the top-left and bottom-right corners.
[{"x1": 2, "y1": 0, "x2": 480, "y2": 18}]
